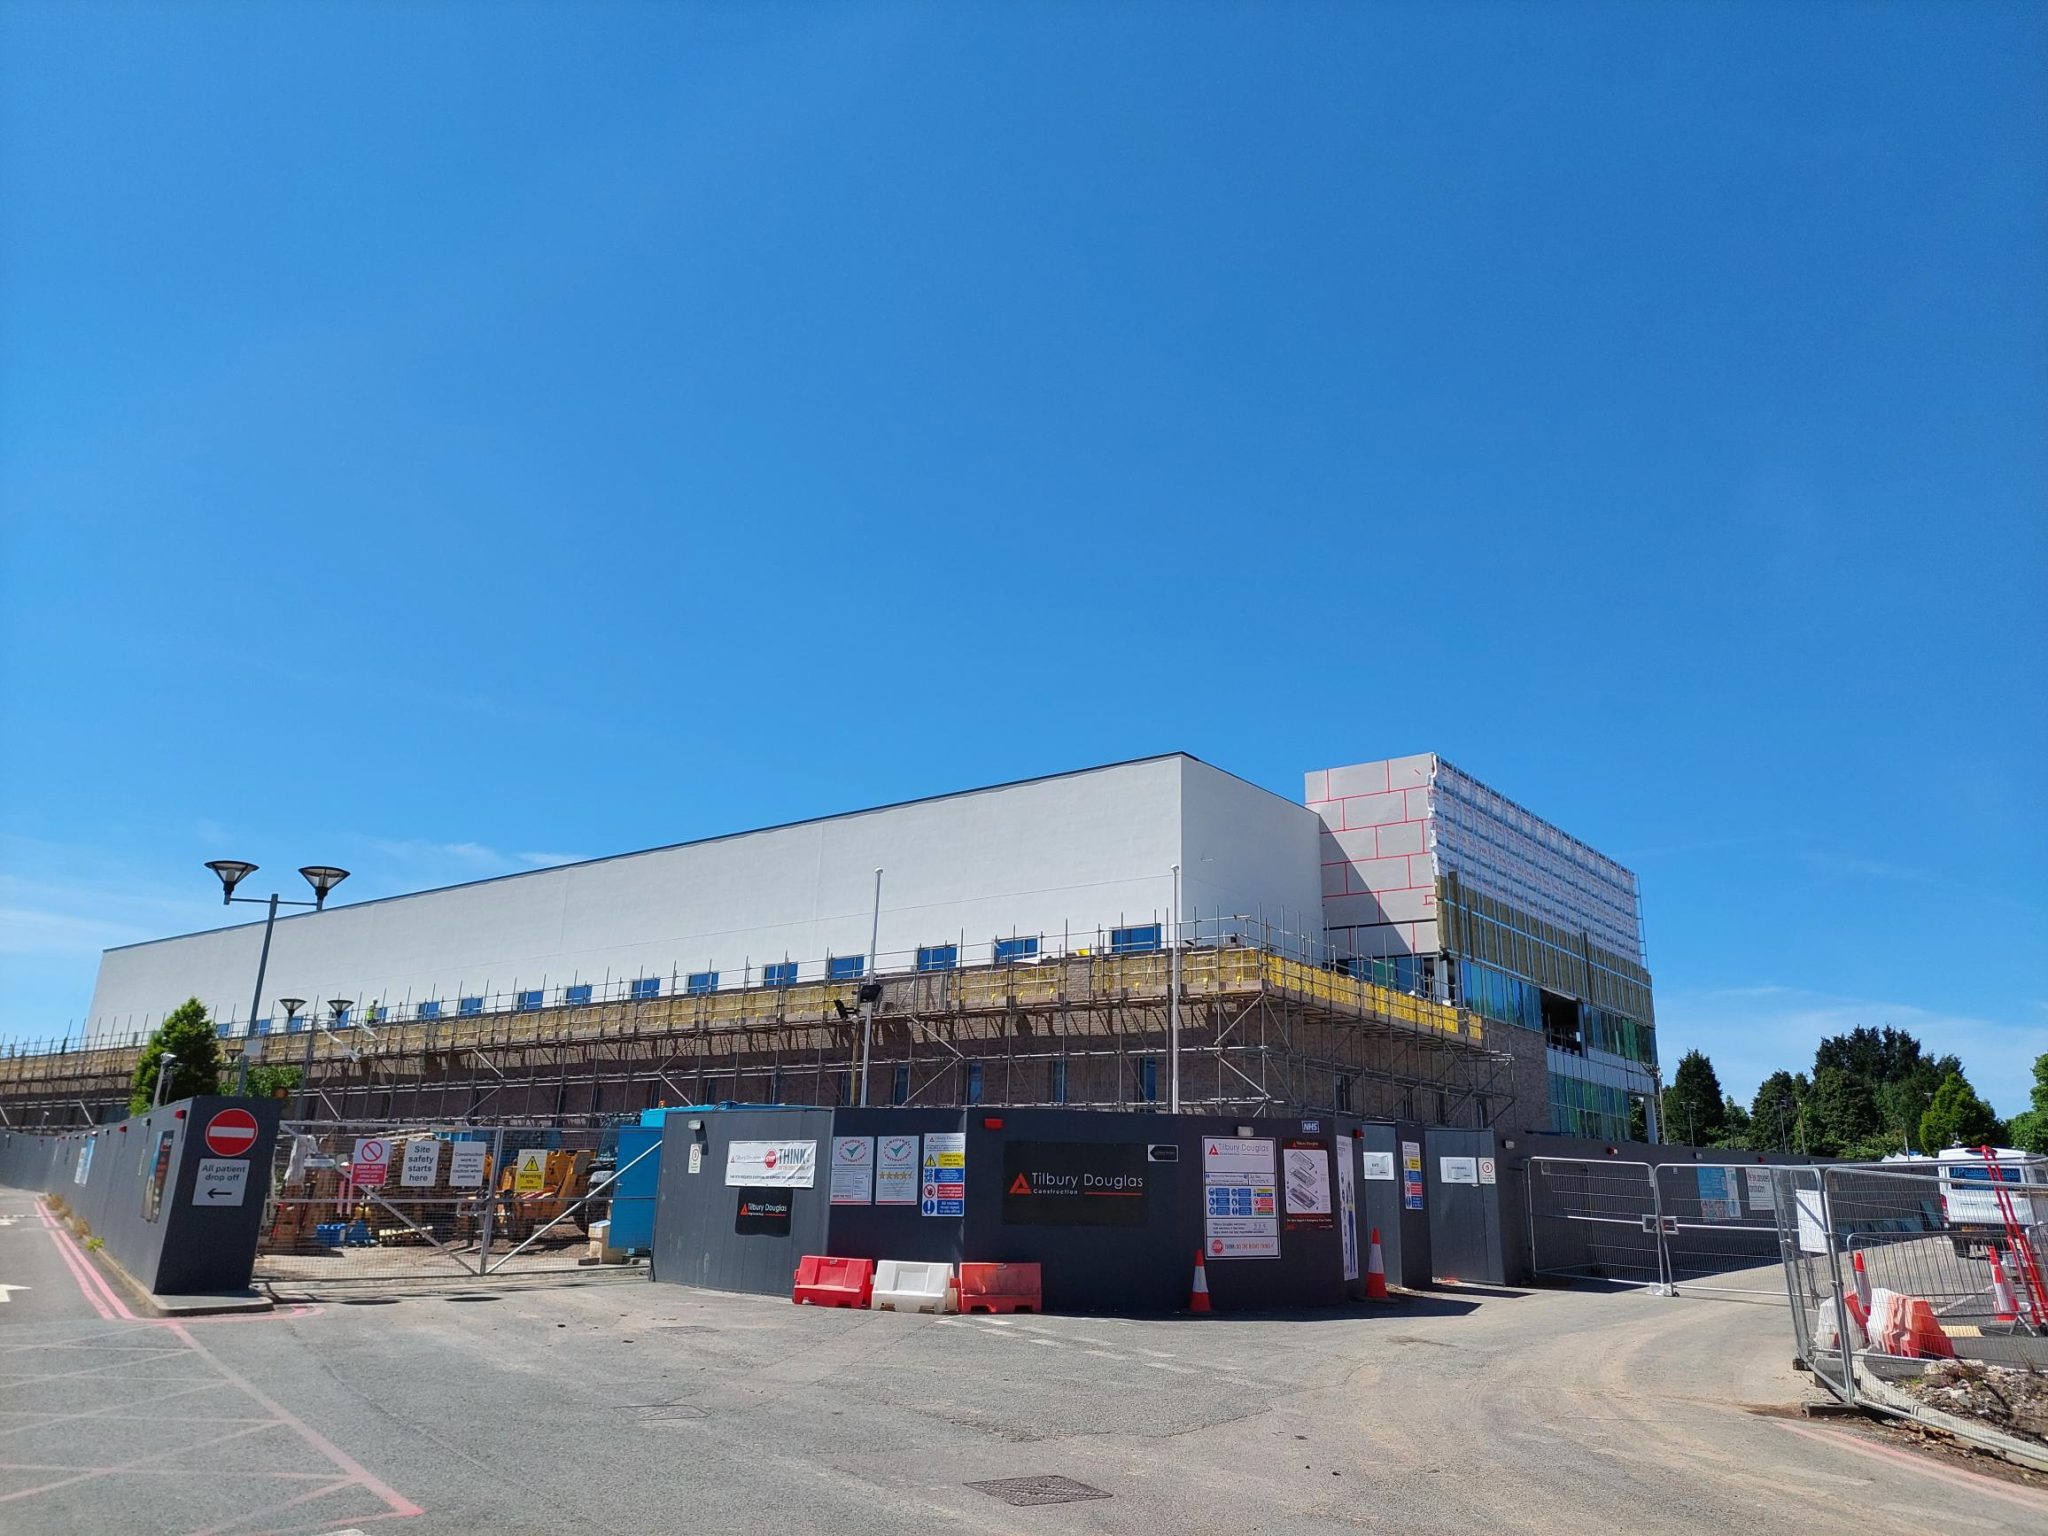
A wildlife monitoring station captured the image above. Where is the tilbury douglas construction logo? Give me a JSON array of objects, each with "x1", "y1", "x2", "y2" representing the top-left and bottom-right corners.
[{"x1": 1001, "y1": 1141, "x2": 1150, "y2": 1227}]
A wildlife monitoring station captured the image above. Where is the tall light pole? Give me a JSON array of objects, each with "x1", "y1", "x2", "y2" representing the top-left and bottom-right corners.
[
  {"x1": 1169, "y1": 863, "x2": 1181, "y2": 1114},
  {"x1": 858, "y1": 868, "x2": 882, "y2": 1107},
  {"x1": 207, "y1": 861, "x2": 348, "y2": 1103}
]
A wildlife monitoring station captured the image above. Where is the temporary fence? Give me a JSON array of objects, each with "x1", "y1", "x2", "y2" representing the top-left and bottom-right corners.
[
  {"x1": 1772, "y1": 1156, "x2": 2047, "y2": 1430},
  {"x1": 1526, "y1": 1156, "x2": 1788, "y2": 1298},
  {"x1": 254, "y1": 1120, "x2": 655, "y2": 1285}
]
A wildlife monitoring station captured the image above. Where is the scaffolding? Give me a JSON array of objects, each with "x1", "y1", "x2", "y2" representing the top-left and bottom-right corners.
[{"x1": 0, "y1": 943, "x2": 1520, "y2": 1131}]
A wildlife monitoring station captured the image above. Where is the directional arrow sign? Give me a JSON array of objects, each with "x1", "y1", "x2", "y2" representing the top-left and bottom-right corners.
[{"x1": 0, "y1": 1284, "x2": 29, "y2": 1304}]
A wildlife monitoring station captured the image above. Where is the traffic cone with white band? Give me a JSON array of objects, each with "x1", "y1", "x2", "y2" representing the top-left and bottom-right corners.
[
  {"x1": 1365, "y1": 1227, "x2": 1390, "y2": 1301},
  {"x1": 1989, "y1": 1249, "x2": 2020, "y2": 1325},
  {"x1": 1189, "y1": 1248, "x2": 1212, "y2": 1314}
]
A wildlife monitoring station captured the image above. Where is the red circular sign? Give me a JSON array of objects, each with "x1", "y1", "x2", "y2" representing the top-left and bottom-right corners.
[
  {"x1": 763, "y1": 1149, "x2": 778, "y2": 1169},
  {"x1": 204, "y1": 1108, "x2": 259, "y2": 1158}
]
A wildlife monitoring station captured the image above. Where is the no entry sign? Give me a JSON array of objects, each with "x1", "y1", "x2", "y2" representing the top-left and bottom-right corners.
[{"x1": 203, "y1": 1108, "x2": 260, "y2": 1159}]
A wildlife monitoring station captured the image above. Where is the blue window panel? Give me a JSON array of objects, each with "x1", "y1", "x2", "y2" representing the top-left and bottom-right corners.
[
  {"x1": 1138, "y1": 1056, "x2": 1158, "y2": 1103},
  {"x1": 762, "y1": 962, "x2": 798, "y2": 988},
  {"x1": 216, "y1": 1022, "x2": 235, "y2": 1039},
  {"x1": 686, "y1": 971, "x2": 718, "y2": 996},
  {"x1": 916, "y1": 944, "x2": 957, "y2": 973},
  {"x1": 459, "y1": 996, "x2": 485, "y2": 1017},
  {"x1": 1049, "y1": 1059, "x2": 1068, "y2": 1104},
  {"x1": 629, "y1": 977, "x2": 661, "y2": 1000},
  {"x1": 333, "y1": 1008, "x2": 351, "y2": 1028},
  {"x1": 565, "y1": 984, "x2": 593, "y2": 1006},
  {"x1": 418, "y1": 1000, "x2": 442, "y2": 1021},
  {"x1": 516, "y1": 990, "x2": 543, "y2": 1013},
  {"x1": 1109, "y1": 924, "x2": 1162, "y2": 955},
  {"x1": 253, "y1": 1018, "x2": 272, "y2": 1037},
  {"x1": 965, "y1": 1061, "x2": 984, "y2": 1105},
  {"x1": 891, "y1": 1065, "x2": 910, "y2": 1105},
  {"x1": 994, "y1": 937, "x2": 1040, "y2": 964},
  {"x1": 827, "y1": 955, "x2": 866, "y2": 981},
  {"x1": 285, "y1": 1016, "x2": 306, "y2": 1034}
]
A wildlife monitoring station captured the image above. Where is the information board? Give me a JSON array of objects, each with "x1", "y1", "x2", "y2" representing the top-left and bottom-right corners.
[
  {"x1": 830, "y1": 1137, "x2": 875, "y2": 1205},
  {"x1": 1203, "y1": 1136, "x2": 1278, "y2": 1258},
  {"x1": 875, "y1": 1134, "x2": 919, "y2": 1205},
  {"x1": 725, "y1": 1140, "x2": 817, "y2": 1189},
  {"x1": 921, "y1": 1132, "x2": 966, "y2": 1217}
]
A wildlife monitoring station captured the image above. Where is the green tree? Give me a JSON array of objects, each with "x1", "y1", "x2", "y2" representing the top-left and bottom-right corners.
[
  {"x1": 241, "y1": 1063, "x2": 301, "y2": 1099},
  {"x1": 1749, "y1": 1070, "x2": 1804, "y2": 1153},
  {"x1": 1717, "y1": 1095, "x2": 1754, "y2": 1149},
  {"x1": 2006, "y1": 1054, "x2": 2048, "y2": 1154},
  {"x1": 1665, "y1": 1050, "x2": 1727, "y2": 1146},
  {"x1": 129, "y1": 998, "x2": 225, "y2": 1115},
  {"x1": 1801, "y1": 1066, "x2": 1881, "y2": 1156},
  {"x1": 1919, "y1": 1070, "x2": 2005, "y2": 1152}
]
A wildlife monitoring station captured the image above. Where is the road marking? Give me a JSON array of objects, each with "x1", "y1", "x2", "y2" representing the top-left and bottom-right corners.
[
  {"x1": 1775, "y1": 1420, "x2": 2048, "y2": 1515},
  {"x1": 0, "y1": 1285, "x2": 28, "y2": 1304},
  {"x1": 1082, "y1": 1349, "x2": 1130, "y2": 1361}
]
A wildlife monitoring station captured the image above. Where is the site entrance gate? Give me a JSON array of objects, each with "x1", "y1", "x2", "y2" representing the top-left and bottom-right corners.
[{"x1": 1526, "y1": 1156, "x2": 1786, "y2": 1299}]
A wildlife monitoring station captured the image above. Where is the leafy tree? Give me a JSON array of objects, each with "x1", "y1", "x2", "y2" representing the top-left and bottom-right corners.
[
  {"x1": 1665, "y1": 1050, "x2": 1727, "y2": 1146},
  {"x1": 241, "y1": 1064, "x2": 301, "y2": 1099},
  {"x1": 2006, "y1": 1054, "x2": 2048, "y2": 1155},
  {"x1": 1919, "y1": 1070, "x2": 2004, "y2": 1152},
  {"x1": 1749, "y1": 1070, "x2": 1804, "y2": 1153},
  {"x1": 1626, "y1": 1095, "x2": 1649, "y2": 1143},
  {"x1": 1801, "y1": 1066, "x2": 1881, "y2": 1156},
  {"x1": 129, "y1": 998, "x2": 225, "y2": 1115},
  {"x1": 1717, "y1": 1095, "x2": 1754, "y2": 1149}
]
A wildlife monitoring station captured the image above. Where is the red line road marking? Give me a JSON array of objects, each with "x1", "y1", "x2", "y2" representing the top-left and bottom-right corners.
[{"x1": 1775, "y1": 1419, "x2": 2048, "y2": 1515}]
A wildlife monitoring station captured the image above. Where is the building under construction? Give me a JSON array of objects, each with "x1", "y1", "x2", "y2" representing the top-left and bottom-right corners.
[{"x1": 0, "y1": 752, "x2": 1639, "y2": 1135}]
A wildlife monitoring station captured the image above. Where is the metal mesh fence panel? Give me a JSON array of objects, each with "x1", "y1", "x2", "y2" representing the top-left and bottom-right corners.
[
  {"x1": 1526, "y1": 1157, "x2": 1666, "y2": 1288},
  {"x1": 1654, "y1": 1162, "x2": 1787, "y2": 1300},
  {"x1": 257, "y1": 1121, "x2": 646, "y2": 1285}
]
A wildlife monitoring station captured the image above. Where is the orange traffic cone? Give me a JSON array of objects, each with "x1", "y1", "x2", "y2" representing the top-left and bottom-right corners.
[
  {"x1": 1365, "y1": 1227, "x2": 1390, "y2": 1301},
  {"x1": 1852, "y1": 1249, "x2": 1872, "y2": 1313},
  {"x1": 1989, "y1": 1249, "x2": 2020, "y2": 1324},
  {"x1": 1189, "y1": 1248, "x2": 1213, "y2": 1314}
]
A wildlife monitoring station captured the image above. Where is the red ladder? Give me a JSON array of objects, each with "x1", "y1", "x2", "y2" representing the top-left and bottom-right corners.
[{"x1": 1978, "y1": 1145, "x2": 2047, "y2": 1331}]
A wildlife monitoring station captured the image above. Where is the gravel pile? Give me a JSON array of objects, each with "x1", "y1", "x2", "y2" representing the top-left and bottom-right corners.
[{"x1": 1901, "y1": 1360, "x2": 2048, "y2": 1444}]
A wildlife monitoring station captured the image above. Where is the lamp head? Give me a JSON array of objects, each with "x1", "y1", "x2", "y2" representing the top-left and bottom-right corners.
[
  {"x1": 278, "y1": 997, "x2": 305, "y2": 1019},
  {"x1": 205, "y1": 860, "x2": 258, "y2": 902},
  {"x1": 327, "y1": 998, "x2": 354, "y2": 1020},
  {"x1": 299, "y1": 866, "x2": 350, "y2": 910}
]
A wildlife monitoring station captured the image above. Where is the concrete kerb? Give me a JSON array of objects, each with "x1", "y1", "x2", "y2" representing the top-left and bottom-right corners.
[{"x1": 38, "y1": 1192, "x2": 275, "y2": 1316}]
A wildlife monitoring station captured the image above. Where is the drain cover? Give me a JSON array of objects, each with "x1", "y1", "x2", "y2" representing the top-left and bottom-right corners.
[{"x1": 967, "y1": 1476, "x2": 1111, "y2": 1507}]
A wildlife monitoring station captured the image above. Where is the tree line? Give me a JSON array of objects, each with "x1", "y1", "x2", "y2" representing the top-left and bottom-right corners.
[
  {"x1": 1653, "y1": 1024, "x2": 2045, "y2": 1158},
  {"x1": 127, "y1": 998, "x2": 300, "y2": 1114}
]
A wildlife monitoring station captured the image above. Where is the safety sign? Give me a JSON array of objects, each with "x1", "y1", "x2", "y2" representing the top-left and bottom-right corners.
[
  {"x1": 1696, "y1": 1166, "x2": 1740, "y2": 1221},
  {"x1": 1744, "y1": 1166, "x2": 1775, "y2": 1212},
  {"x1": 920, "y1": 1131, "x2": 966, "y2": 1217},
  {"x1": 875, "y1": 1134, "x2": 919, "y2": 1205},
  {"x1": 1282, "y1": 1140, "x2": 1333, "y2": 1230},
  {"x1": 1477, "y1": 1157, "x2": 1496, "y2": 1185},
  {"x1": 193, "y1": 1157, "x2": 250, "y2": 1207},
  {"x1": 204, "y1": 1108, "x2": 261, "y2": 1158},
  {"x1": 1361, "y1": 1151, "x2": 1395, "y2": 1181},
  {"x1": 352, "y1": 1137, "x2": 392, "y2": 1187},
  {"x1": 73, "y1": 1138, "x2": 94, "y2": 1186},
  {"x1": 1336, "y1": 1145, "x2": 1359, "y2": 1282},
  {"x1": 726, "y1": 1140, "x2": 817, "y2": 1189},
  {"x1": 830, "y1": 1136, "x2": 875, "y2": 1205},
  {"x1": 1203, "y1": 1136, "x2": 1278, "y2": 1258},
  {"x1": 1439, "y1": 1156, "x2": 1478, "y2": 1185},
  {"x1": 514, "y1": 1149, "x2": 548, "y2": 1193},
  {"x1": 400, "y1": 1140, "x2": 442, "y2": 1188},
  {"x1": 448, "y1": 1141, "x2": 488, "y2": 1187},
  {"x1": 1401, "y1": 1140, "x2": 1424, "y2": 1211}
]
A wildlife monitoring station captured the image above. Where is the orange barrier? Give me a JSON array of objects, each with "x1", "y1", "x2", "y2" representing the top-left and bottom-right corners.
[
  {"x1": 1867, "y1": 1288, "x2": 1954, "y2": 1359},
  {"x1": 959, "y1": 1262, "x2": 1042, "y2": 1315},
  {"x1": 793, "y1": 1255, "x2": 875, "y2": 1309}
]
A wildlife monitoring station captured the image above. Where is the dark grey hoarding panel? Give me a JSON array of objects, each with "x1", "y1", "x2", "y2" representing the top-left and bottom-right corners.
[{"x1": 652, "y1": 1107, "x2": 834, "y2": 1297}]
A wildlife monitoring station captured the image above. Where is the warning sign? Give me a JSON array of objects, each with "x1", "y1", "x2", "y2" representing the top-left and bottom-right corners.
[
  {"x1": 204, "y1": 1108, "x2": 260, "y2": 1158},
  {"x1": 920, "y1": 1131, "x2": 966, "y2": 1217},
  {"x1": 514, "y1": 1149, "x2": 548, "y2": 1194},
  {"x1": 1203, "y1": 1136, "x2": 1279, "y2": 1259},
  {"x1": 351, "y1": 1137, "x2": 392, "y2": 1187},
  {"x1": 1477, "y1": 1156, "x2": 1497, "y2": 1186},
  {"x1": 1401, "y1": 1140, "x2": 1424, "y2": 1211},
  {"x1": 447, "y1": 1141, "x2": 488, "y2": 1187}
]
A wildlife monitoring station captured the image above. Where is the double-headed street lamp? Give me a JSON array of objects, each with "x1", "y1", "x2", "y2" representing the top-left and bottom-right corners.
[{"x1": 206, "y1": 860, "x2": 349, "y2": 1095}]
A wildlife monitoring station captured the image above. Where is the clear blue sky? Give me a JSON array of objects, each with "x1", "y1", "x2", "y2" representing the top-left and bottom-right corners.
[{"x1": 2, "y1": 3, "x2": 2042, "y2": 1113}]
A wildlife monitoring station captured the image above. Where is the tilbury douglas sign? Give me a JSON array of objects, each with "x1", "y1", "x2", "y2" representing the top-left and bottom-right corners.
[{"x1": 1002, "y1": 1141, "x2": 1150, "y2": 1227}]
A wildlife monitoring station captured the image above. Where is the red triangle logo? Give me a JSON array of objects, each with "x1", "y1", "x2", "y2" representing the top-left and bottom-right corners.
[{"x1": 1008, "y1": 1173, "x2": 1032, "y2": 1196}]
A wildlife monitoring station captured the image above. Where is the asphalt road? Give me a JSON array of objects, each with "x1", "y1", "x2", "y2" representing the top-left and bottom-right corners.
[{"x1": 4, "y1": 1183, "x2": 2044, "y2": 1535}]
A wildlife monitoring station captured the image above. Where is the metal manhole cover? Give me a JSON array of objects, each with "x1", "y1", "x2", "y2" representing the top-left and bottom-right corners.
[{"x1": 966, "y1": 1476, "x2": 1111, "y2": 1507}]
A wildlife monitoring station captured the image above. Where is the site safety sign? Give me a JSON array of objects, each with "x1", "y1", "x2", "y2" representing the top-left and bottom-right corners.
[
  {"x1": 514, "y1": 1149, "x2": 549, "y2": 1193},
  {"x1": 352, "y1": 1137, "x2": 392, "y2": 1187}
]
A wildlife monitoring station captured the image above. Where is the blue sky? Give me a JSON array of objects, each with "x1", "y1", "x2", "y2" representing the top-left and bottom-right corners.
[{"x1": 2, "y1": 3, "x2": 2042, "y2": 1114}]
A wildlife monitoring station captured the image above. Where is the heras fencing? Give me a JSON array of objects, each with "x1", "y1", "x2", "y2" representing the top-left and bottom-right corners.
[
  {"x1": 255, "y1": 1120, "x2": 654, "y2": 1284},
  {"x1": 1774, "y1": 1157, "x2": 2047, "y2": 1443},
  {"x1": 1525, "y1": 1156, "x2": 1786, "y2": 1298}
]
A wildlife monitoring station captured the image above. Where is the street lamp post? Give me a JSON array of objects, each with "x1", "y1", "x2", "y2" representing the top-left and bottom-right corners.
[
  {"x1": 206, "y1": 860, "x2": 348, "y2": 1107},
  {"x1": 301, "y1": 999, "x2": 354, "y2": 1121},
  {"x1": 153, "y1": 1053, "x2": 177, "y2": 1109}
]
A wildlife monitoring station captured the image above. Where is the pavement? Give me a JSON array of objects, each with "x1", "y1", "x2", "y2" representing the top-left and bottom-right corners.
[{"x1": 4, "y1": 1184, "x2": 2046, "y2": 1535}]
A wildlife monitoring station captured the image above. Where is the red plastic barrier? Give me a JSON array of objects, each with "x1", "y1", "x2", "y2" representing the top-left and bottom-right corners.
[
  {"x1": 793, "y1": 1255, "x2": 875, "y2": 1309},
  {"x1": 958, "y1": 1261, "x2": 1042, "y2": 1315}
]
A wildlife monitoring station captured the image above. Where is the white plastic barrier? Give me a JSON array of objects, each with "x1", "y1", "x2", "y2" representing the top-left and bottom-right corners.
[{"x1": 870, "y1": 1260, "x2": 957, "y2": 1314}]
